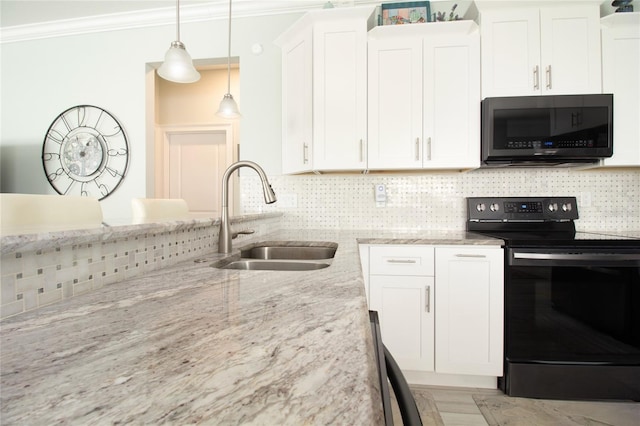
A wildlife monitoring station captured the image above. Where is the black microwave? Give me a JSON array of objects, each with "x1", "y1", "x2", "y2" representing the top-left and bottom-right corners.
[{"x1": 481, "y1": 94, "x2": 613, "y2": 167}]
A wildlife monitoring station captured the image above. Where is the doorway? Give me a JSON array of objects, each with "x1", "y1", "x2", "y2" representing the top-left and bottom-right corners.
[{"x1": 149, "y1": 64, "x2": 241, "y2": 217}]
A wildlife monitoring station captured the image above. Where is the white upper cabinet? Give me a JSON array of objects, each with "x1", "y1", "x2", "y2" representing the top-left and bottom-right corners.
[
  {"x1": 277, "y1": 25, "x2": 313, "y2": 174},
  {"x1": 368, "y1": 32, "x2": 423, "y2": 169},
  {"x1": 368, "y1": 21, "x2": 481, "y2": 170},
  {"x1": 600, "y1": 13, "x2": 640, "y2": 167},
  {"x1": 312, "y1": 19, "x2": 370, "y2": 171},
  {"x1": 479, "y1": 4, "x2": 602, "y2": 98},
  {"x1": 276, "y1": 6, "x2": 376, "y2": 174}
]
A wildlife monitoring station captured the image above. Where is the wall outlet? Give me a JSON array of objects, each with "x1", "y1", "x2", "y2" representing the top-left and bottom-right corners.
[
  {"x1": 579, "y1": 192, "x2": 592, "y2": 208},
  {"x1": 375, "y1": 184, "x2": 386, "y2": 207}
]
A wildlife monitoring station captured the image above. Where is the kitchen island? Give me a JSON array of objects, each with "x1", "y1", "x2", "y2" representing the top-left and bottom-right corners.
[{"x1": 0, "y1": 227, "x2": 501, "y2": 424}]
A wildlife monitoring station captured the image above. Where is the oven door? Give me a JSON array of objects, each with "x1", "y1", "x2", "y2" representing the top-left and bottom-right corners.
[{"x1": 504, "y1": 246, "x2": 640, "y2": 400}]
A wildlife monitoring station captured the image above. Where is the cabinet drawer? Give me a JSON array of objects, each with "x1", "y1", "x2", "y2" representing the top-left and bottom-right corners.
[{"x1": 369, "y1": 245, "x2": 434, "y2": 276}]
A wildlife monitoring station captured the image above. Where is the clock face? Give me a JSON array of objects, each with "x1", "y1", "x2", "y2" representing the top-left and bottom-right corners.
[{"x1": 42, "y1": 105, "x2": 129, "y2": 201}]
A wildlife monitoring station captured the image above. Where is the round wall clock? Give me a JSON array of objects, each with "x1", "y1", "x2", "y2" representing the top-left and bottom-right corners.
[{"x1": 42, "y1": 105, "x2": 129, "y2": 201}]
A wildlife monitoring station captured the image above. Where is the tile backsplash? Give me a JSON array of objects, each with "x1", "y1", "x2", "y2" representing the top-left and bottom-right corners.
[{"x1": 240, "y1": 168, "x2": 640, "y2": 232}]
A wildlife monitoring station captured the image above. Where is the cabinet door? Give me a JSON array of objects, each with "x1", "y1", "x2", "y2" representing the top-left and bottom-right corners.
[
  {"x1": 435, "y1": 247, "x2": 503, "y2": 376},
  {"x1": 423, "y1": 32, "x2": 480, "y2": 169},
  {"x1": 313, "y1": 20, "x2": 367, "y2": 171},
  {"x1": 601, "y1": 15, "x2": 640, "y2": 167},
  {"x1": 368, "y1": 36, "x2": 423, "y2": 170},
  {"x1": 539, "y1": 6, "x2": 602, "y2": 95},
  {"x1": 480, "y1": 8, "x2": 540, "y2": 97},
  {"x1": 370, "y1": 275, "x2": 435, "y2": 372},
  {"x1": 281, "y1": 29, "x2": 313, "y2": 174}
]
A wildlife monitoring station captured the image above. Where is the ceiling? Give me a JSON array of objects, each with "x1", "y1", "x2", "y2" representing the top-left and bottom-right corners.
[{"x1": 0, "y1": 1, "x2": 367, "y2": 28}]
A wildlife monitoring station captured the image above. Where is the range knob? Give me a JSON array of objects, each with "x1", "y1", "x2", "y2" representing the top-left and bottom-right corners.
[
  {"x1": 548, "y1": 203, "x2": 558, "y2": 212},
  {"x1": 476, "y1": 203, "x2": 486, "y2": 212},
  {"x1": 562, "y1": 203, "x2": 572, "y2": 212},
  {"x1": 490, "y1": 203, "x2": 500, "y2": 212}
]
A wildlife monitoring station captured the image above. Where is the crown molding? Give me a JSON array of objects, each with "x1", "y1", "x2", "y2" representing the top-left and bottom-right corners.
[{"x1": 0, "y1": 1, "x2": 379, "y2": 44}]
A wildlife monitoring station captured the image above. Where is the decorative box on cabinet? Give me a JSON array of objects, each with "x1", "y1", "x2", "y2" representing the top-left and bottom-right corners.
[
  {"x1": 275, "y1": 6, "x2": 376, "y2": 174},
  {"x1": 600, "y1": 13, "x2": 640, "y2": 167},
  {"x1": 367, "y1": 21, "x2": 480, "y2": 171},
  {"x1": 477, "y1": 3, "x2": 602, "y2": 98}
]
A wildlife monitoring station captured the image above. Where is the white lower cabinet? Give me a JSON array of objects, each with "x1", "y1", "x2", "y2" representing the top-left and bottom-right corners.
[
  {"x1": 362, "y1": 244, "x2": 504, "y2": 383},
  {"x1": 434, "y1": 247, "x2": 504, "y2": 376},
  {"x1": 368, "y1": 245, "x2": 435, "y2": 371}
]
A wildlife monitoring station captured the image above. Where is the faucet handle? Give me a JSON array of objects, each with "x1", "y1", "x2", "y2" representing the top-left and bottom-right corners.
[{"x1": 232, "y1": 229, "x2": 255, "y2": 239}]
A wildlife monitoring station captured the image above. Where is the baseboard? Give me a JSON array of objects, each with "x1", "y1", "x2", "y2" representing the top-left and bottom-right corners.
[{"x1": 404, "y1": 370, "x2": 499, "y2": 389}]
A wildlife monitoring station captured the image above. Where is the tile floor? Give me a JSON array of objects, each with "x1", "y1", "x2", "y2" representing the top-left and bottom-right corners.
[{"x1": 391, "y1": 385, "x2": 640, "y2": 426}]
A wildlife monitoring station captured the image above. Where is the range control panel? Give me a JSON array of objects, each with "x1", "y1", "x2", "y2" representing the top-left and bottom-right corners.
[{"x1": 467, "y1": 197, "x2": 579, "y2": 222}]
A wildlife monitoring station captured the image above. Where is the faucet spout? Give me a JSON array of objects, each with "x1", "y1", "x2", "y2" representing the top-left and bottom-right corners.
[{"x1": 218, "y1": 161, "x2": 276, "y2": 253}]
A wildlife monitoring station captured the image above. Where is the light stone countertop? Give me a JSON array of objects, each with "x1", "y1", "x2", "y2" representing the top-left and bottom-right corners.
[{"x1": 0, "y1": 228, "x2": 502, "y2": 424}]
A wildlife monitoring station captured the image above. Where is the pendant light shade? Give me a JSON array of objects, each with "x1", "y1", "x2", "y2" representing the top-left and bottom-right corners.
[
  {"x1": 216, "y1": 0, "x2": 241, "y2": 118},
  {"x1": 217, "y1": 93, "x2": 241, "y2": 119},
  {"x1": 158, "y1": 0, "x2": 200, "y2": 83}
]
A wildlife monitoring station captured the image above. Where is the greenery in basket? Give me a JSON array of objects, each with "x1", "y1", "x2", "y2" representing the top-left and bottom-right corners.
[{"x1": 434, "y1": 3, "x2": 461, "y2": 21}]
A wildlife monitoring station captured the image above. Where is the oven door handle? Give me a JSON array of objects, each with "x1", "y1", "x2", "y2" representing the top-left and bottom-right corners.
[{"x1": 513, "y1": 252, "x2": 640, "y2": 262}]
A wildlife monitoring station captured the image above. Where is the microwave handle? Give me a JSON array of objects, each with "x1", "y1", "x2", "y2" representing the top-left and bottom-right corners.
[{"x1": 533, "y1": 65, "x2": 539, "y2": 91}]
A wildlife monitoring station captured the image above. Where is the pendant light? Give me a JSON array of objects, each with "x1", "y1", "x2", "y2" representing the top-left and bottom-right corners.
[
  {"x1": 158, "y1": 0, "x2": 201, "y2": 83},
  {"x1": 216, "y1": 0, "x2": 241, "y2": 118}
]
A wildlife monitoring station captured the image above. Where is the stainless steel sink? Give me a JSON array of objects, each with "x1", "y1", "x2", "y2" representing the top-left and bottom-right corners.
[
  {"x1": 221, "y1": 259, "x2": 331, "y2": 271},
  {"x1": 240, "y1": 245, "x2": 336, "y2": 260},
  {"x1": 215, "y1": 241, "x2": 338, "y2": 271}
]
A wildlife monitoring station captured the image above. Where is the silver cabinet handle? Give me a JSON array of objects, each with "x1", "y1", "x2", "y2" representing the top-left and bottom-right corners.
[
  {"x1": 426, "y1": 137, "x2": 432, "y2": 161},
  {"x1": 546, "y1": 65, "x2": 552, "y2": 89},
  {"x1": 386, "y1": 259, "x2": 417, "y2": 264},
  {"x1": 425, "y1": 285, "x2": 431, "y2": 313},
  {"x1": 359, "y1": 139, "x2": 364, "y2": 162},
  {"x1": 303, "y1": 143, "x2": 309, "y2": 164},
  {"x1": 415, "y1": 137, "x2": 420, "y2": 161},
  {"x1": 454, "y1": 254, "x2": 486, "y2": 258},
  {"x1": 533, "y1": 65, "x2": 539, "y2": 90}
]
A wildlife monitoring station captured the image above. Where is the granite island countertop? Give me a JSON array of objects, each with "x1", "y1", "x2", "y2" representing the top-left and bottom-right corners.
[{"x1": 0, "y1": 228, "x2": 502, "y2": 424}]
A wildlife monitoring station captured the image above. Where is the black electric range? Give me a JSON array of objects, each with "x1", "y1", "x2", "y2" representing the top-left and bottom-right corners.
[{"x1": 467, "y1": 196, "x2": 640, "y2": 401}]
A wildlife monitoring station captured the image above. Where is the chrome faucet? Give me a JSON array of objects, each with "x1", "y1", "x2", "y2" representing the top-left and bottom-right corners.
[{"x1": 218, "y1": 161, "x2": 276, "y2": 253}]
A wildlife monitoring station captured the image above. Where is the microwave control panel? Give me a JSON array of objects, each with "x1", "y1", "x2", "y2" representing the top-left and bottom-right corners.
[{"x1": 506, "y1": 139, "x2": 596, "y2": 149}]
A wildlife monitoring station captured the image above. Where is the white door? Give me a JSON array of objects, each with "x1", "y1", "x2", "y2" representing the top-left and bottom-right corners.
[
  {"x1": 601, "y1": 15, "x2": 640, "y2": 167},
  {"x1": 423, "y1": 30, "x2": 480, "y2": 169},
  {"x1": 313, "y1": 19, "x2": 368, "y2": 171},
  {"x1": 540, "y1": 6, "x2": 602, "y2": 95},
  {"x1": 480, "y1": 8, "x2": 540, "y2": 97},
  {"x1": 368, "y1": 34, "x2": 423, "y2": 170},
  {"x1": 158, "y1": 125, "x2": 234, "y2": 217},
  {"x1": 370, "y1": 275, "x2": 435, "y2": 372},
  {"x1": 280, "y1": 28, "x2": 313, "y2": 174},
  {"x1": 434, "y1": 247, "x2": 504, "y2": 376}
]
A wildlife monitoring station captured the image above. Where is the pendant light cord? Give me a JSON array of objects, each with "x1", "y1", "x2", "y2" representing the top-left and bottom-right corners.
[
  {"x1": 175, "y1": 0, "x2": 181, "y2": 41},
  {"x1": 226, "y1": 0, "x2": 232, "y2": 94}
]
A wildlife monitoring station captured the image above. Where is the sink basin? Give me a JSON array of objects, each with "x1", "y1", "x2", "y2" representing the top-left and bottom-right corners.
[
  {"x1": 221, "y1": 259, "x2": 331, "y2": 271},
  {"x1": 215, "y1": 241, "x2": 338, "y2": 271},
  {"x1": 240, "y1": 245, "x2": 336, "y2": 260}
]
